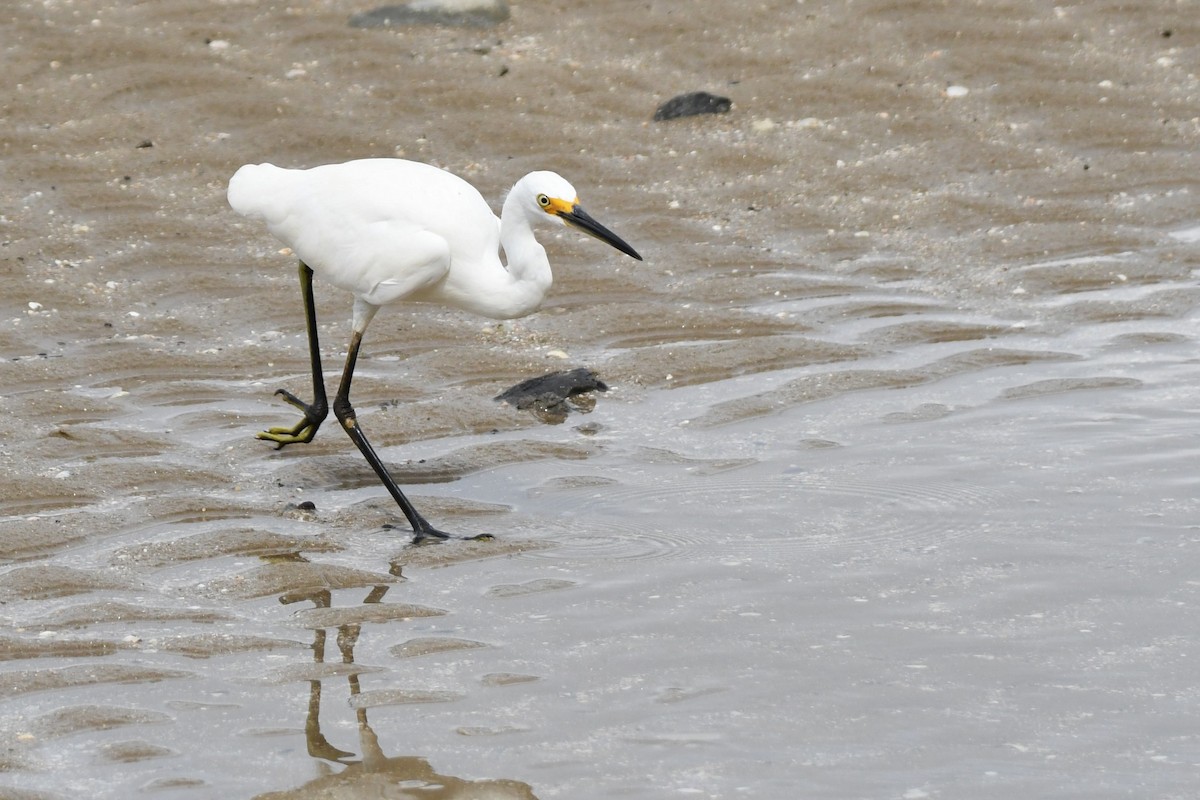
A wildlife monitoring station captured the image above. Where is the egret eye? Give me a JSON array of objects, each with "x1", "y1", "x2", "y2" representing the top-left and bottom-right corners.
[{"x1": 537, "y1": 194, "x2": 551, "y2": 208}]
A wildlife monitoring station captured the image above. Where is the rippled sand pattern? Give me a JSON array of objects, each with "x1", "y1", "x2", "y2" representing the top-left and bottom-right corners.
[{"x1": 3, "y1": 1, "x2": 1200, "y2": 797}]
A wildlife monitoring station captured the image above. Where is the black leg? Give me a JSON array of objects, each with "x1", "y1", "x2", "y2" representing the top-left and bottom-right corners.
[
  {"x1": 332, "y1": 327, "x2": 454, "y2": 543},
  {"x1": 258, "y1": 262, "x2": 330, "y2": 447}
]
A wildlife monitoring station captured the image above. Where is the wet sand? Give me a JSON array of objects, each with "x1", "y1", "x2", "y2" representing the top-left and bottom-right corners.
[{"x1": 3, "y1": 1, "x2": 1200, "y2": 798}]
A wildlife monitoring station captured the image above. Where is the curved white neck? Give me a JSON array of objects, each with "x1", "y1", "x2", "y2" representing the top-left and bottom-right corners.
[
  {"x1": 416, "y1": 184, "x2": 556, "y2": 320},
  {"x1": 490, "y1": 191, "x2": 553, "y2": 318}
]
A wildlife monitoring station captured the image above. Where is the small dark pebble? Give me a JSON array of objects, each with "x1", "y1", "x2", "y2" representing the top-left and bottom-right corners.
[
  {"x1": 136, "y1": 140, "x2": 153, "y2": 149},
  {"x1": 296, "y1": 501, "x2": 317, "y2": 511},
  {"x1": 349, "y1": 0, "x2": 510, "y2": 29},
  {"x1": 654, "y1": 91, "x2": 732, "y2": 121}
]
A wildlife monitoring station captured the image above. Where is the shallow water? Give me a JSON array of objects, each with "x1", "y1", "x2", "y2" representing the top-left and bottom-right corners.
[{"x1": 3, "y1": 1, "x2": 1200, "y2": 798}]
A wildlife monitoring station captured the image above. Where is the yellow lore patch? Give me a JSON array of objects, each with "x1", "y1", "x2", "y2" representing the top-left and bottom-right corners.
[{"x1": 545, "y1": 196, "x2": 577, "y2": 217}]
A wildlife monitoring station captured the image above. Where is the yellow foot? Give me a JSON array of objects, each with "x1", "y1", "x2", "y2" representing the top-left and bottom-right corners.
[
  {"x1": 256, "y1": 423, "x2": 319, "y2": 448},
  {"x1": 258, "y1": 389, "x2": 326, "y2": 447}
]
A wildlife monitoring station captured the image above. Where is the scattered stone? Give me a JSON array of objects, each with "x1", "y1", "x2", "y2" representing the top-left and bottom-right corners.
[
  {"x1": 349, "y1": 0, "x2": 510, "y2": 29},
  {"x1": 653, "y1": 91, "x2": 732, "y2": 121}
]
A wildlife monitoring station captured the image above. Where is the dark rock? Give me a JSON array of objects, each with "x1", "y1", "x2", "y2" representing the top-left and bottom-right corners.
[
  {"x1": 653, "y1": 91, "x2": 733, "y2": 121},
  {"x1": 495, "y1": 368, "x2": 608, "y2": 424},
  {"x1": 349, "y1": 0, "x2": 510, "y2": 29}
]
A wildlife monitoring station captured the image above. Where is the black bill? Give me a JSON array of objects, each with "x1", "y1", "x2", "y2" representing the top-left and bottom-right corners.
[{"x1": 560, "y1": 205, "x2": 643, "y2": 261}]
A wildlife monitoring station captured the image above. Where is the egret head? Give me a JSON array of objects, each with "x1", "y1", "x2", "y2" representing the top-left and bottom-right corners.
[{"x1": 516, "y1": 171, "x2": 643, "y2": 261}]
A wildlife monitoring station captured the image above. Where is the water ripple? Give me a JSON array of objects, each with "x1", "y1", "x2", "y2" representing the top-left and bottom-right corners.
[{"x1": 528, "y1": 473, "x2": 1002, "y2": 563}]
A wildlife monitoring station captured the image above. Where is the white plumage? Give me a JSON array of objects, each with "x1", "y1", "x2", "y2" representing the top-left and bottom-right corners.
[{"x1": 227, "y1": 157, "x2": 642, "y2": 540}]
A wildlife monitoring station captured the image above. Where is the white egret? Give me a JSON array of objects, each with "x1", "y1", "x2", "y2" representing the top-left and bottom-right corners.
[{"x1": 227, "y1": 158, "x2": 642, "y2": 542}]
